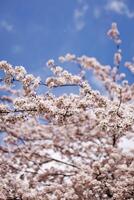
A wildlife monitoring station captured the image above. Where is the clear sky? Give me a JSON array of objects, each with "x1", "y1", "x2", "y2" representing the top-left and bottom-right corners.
[{"x1": 0, "y1": 0, "x2": 134, "y2": 88}]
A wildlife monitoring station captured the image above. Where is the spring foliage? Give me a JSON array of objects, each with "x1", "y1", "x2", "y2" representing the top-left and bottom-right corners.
[{"x1": 0, "y1": 23, "x2": 134, "y2": 200}]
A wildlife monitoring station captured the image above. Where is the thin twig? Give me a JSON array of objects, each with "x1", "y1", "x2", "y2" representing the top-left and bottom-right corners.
[{"x1": 0, "y1": 77, "x2": 81, "y2": 88}]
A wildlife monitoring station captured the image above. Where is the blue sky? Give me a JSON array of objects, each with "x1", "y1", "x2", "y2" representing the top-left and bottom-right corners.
[{"x1": 0, "y1": 0, "x2": 134, "y2": 87}]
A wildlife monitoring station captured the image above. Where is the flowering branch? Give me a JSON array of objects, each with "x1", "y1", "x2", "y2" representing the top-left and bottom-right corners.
[{"x1": 0, "y1": 23, "x2": 134, "y2": 200}]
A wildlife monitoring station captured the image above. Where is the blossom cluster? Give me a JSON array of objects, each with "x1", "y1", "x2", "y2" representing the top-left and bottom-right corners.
[{"x1": 46, "y1": 59, "x2": 82, "y2": 87}]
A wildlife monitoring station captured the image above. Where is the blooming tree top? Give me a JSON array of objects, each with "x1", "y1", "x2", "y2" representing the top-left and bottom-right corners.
[{"x1": 0, "y1": 23, "x2": 134, "y2": 200}]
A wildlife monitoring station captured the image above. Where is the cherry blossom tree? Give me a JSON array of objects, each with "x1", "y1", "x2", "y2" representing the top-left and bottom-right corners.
[{"x1": 0, "y1": 23, "x2": 134, "y2": 200}]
